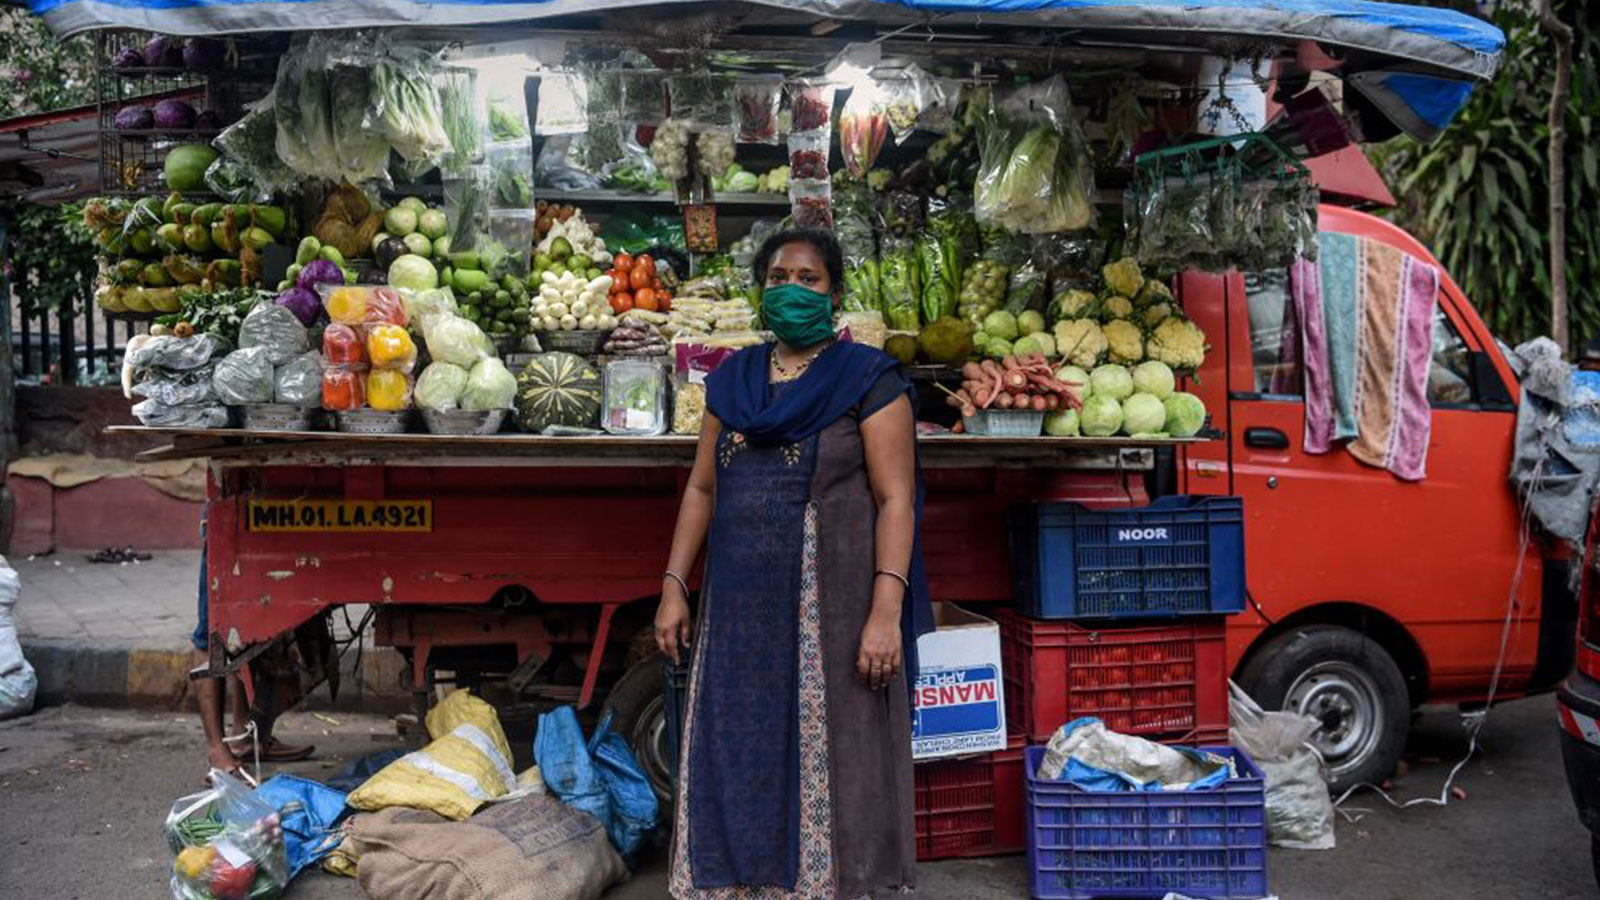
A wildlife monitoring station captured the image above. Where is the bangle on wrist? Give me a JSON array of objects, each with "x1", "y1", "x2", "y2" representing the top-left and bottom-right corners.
[
  {"x1": 664, "y1": 571, "x2": 690, "y2": 596},
  {"x1": 874, "y1": 569, "x2": 910, "y2": 590}
]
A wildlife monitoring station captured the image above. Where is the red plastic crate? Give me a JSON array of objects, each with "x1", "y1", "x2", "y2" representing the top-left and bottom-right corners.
[
  {"x1": 914, "y1": 733, "x2": 1027, "y2": 861},
  {"x1": 996, "y1": 609, "x2": 1228, "y2": 743}
]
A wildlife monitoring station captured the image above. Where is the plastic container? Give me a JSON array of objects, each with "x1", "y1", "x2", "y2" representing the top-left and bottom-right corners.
[
  {"x1": 994, "y1": 609, "x2": 1228, "y2": 743},
  {"x1": 1024, "y1": 744, "x2": 1268, "y2": 900},
  {"x1": 602, "y1": 359, "x2": 669, "y2": 435},
  {"x1": 984, "y1": 409, "x2": 1045, "y2": 437},
  {"x1": 914, "y1": 733, "x2": 1027, "y2": 861},
  {"x1": 1009, "y1": 496, "x2": 1246, "y2": 619}
]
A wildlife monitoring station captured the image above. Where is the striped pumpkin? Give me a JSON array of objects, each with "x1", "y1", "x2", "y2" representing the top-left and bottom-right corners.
[{"x1": 515, "y1": 352, "x2": 602, "y2": 432}]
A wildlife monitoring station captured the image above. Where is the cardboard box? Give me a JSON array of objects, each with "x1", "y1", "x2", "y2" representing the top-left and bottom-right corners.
[{"x1": 911, "y1": 604, "x2": 1007, "y2": 760}]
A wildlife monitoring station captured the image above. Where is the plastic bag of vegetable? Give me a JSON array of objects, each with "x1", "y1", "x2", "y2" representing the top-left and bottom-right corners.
[
  {"x1": 273, "y1": 37, "x2": 339, "y2": 181},
  {"x1": 461, "y1": 357, "x2": 518, "y2": 411},
  {"x1": 834, "y1": 185, "x2": 880, "y2": 314},
  {"x1": 274, "y1": 352, "x2": 325, "y2": 406},
  {"x1": 920, "y1": 197, "x2": 975, "y2": 324},
  {"x1": 877, "y1": 238, "x2": 922, "y2": 332},
  {"x1": 127, "y1": 334, "x2": 230, "y2": 372},
  {"x1": 439, "y1": 66, "x2": 484, "y2": 175},
  {"x1": 368, "y1": 40, "x2": 450, "y2": 169},
  {"x1": 423, "y1": 314, "x2": 492, "y2": 369},
  {"x1": 533, "y1": 70, "x2": 586, "y2": 136},
  {"x1": 734, "y1": 75, "x2": 782, "y2": 144},
  {"x1": 320, "y1": 34, "x2": 392, "y2": 187},
  {"x1": 131, "y1": 398, "x2": 230, "y2": 429},
  {"x1": 131, "y1": 364, "x2": 219, "y2": 407},
  {"x1": 212, "y1": 346, "x2": 276, "y2": 405},
  {"x1": 1004, "y1": 261, "x2": 1049, "y2": 315},
  {"x1": 444, "y1": 165, "x2": 493, "y2": 258},
  {"x1": 414, "y1": 361, "x2": 471, "y2": 412},
  {"x1": 537, "y1": 135, "x2": 603, "y2": 191},
  {"x1": 400, "y1": 286, "x2": 460, "y2": 325},
  {"x1": 238, "y1": 302, "x2": 310, "y2": 365},
  {"x1": 974, "y1": 76, "x2": 1096, "y2": 234},
  {"x1": 487, "y1": 142, "x2": 534, "y2": 209},
  {"x1": 214, "y1": 91, "x2": 296, "y2": 198},
  {"x1": 668, "y1": 72, "x2": 735, "y2": 132}
]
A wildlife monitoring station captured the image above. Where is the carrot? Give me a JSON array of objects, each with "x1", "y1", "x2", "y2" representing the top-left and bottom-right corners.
[
  {"x1": 1045, "y1": 393, "x2": 1060, "y2": 410},
  {"x1": 1003, "y1": 369, "x2": 1030, "y2": 392},
  {"x1": 1031, "y1": 394, "x2": 1048, "y2": 412},
  {"x1": 974, "y1": 387, "x2": 994, "y2": 408},
  {"x1": 961, "y1": 362, "x2": 986, "y2": 381},
  {"x1": 1001, "y1": 355, "x2": 1019, "y2": 372},
  {"x1": 995, "y1": 391, "x2": 1014, "y2": 409}
]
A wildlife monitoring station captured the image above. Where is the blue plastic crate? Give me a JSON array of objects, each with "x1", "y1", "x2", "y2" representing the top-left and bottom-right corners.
[
  {"x1": 1010, "y1": 496, "x2": 1246, "y2": 619},
  {"x1": 1024, "y1": 744, "x2": 1268, "y2": 900}
]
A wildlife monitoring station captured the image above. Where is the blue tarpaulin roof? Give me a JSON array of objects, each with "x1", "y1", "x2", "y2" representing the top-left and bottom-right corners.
[{"x1": 27, "y1": 0, "x2": 1503, "y2": 138}]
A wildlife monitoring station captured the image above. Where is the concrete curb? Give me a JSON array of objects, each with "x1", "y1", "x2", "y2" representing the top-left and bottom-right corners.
[{"x1": 21, "y1": 639, "x2": 412, "y2": 714}]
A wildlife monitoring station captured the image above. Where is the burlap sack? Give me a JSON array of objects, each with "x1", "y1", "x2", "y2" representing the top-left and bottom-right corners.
[{"x1": 350, "y1": 794, "x2": 626, "y2": 900}]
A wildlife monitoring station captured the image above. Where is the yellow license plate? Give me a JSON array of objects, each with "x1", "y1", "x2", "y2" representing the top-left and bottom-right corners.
[{"x1": 246, "y1": 500, "x2": 433, "y2": 532}]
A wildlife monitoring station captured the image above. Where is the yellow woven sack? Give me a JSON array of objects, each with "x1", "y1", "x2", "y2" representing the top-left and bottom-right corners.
[{"x1": 347, "y1": 690, "x2": 517, "y2": 821}]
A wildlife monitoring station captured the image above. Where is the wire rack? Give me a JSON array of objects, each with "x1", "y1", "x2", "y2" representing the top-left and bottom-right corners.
[{"x1": 95, "y1": 30, "x2": 280, "y2": 195}]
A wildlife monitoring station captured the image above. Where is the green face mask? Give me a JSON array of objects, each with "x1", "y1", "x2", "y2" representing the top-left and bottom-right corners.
[{"x1": 761, "y1": 282, "x2": 836, "y2": 348}]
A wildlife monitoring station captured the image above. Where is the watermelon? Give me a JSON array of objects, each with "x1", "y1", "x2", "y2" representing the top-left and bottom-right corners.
[
  {"x1": 163, "y1": 143, "x2": 218, "y2": 192},
  {"x1": 515, "y1": 352, "x2": 602, "y2": 432}
]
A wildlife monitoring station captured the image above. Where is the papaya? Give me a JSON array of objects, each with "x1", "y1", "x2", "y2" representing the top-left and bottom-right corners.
[{"x1": 162, "y1": 144, "x2": 218, "y2": 192}]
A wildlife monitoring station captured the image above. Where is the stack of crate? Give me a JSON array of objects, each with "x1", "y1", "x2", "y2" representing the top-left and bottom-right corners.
[{"x1": 913, "y1": 495, "x2": 1245, "y2": 864}]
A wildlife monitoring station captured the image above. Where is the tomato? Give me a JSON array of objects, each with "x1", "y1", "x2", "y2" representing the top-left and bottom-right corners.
[
  {"x1": 634, "y1": 288, "x2": 658, "y2": 312},
  {"x1": 613, "y1": 293, "x2": 634, "y2": 313},
  {"x1": 657, "y1": 290, "x2": 672, "y2": 312},
  {"x1": 609, "y1": 273, "x2": 627, "y2": 294},
  {"x1": 634, "y1": 254, "x2": 654, "y2": 273},
  {"x1": 613, "y1": 253, "x2": 634, "y2": 272},
  {"x1": 629, "y1": 266, "x2": 653, "y2": 291}
]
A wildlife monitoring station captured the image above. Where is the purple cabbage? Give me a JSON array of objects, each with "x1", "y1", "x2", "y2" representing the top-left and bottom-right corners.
[
  {"x1": 111, "y1": 46, "x2": 144, "y2": 69},
  {"x1": 143, "y1": 36, "x2": 183, "y2": 68},
  {"x1": 275, "y1": 287, "x2": 322, "y2": 327},
  {"x1": 296, "y1": 259, "x2": 345, "y2": 293},
  {"x1": 152, "y1": 99, "x2": 197, "y2": 130},
  {"x1": 182, "y1": 38, "x2": 225, "y2": 71},
  {"x1": 114, "y1": 106, "x2": 155, "y2": 131},
  {"x1": 194, "y1": 110, "x2": 221, "y2": 131}
]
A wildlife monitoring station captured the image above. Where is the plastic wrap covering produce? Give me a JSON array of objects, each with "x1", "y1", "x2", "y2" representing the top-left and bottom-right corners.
[
  {"x1": 1229, "y1": 683, "x2": 1335, "y2": 850},
  {"x1": 438, "y1": 66, "x2": 483, "y2": 175},
  {"x1": 1130, "y1": 172, "x2": 1318, "y2": 272},
  {"x1": 319, "y1": 284, "x2": 408, "y2": 327},
  {"x1": 212, "y1": 92, "x2": 294, "y2": 199},
  {"x1": 132, "y1": 364, "x2": 219, "y2": 408},
  {"x1": 365, "y1": 324, "x2": 418, "y2": 373},
  {"x1": 212, "y1": 346, "x2": 276, "y2": 406},
  {"x1": 272, "y1": 38, "x2": 337, "y2": 180},
  {"x1": 320, "y1": 34, "x2": 391, "y2": 186},
  {"x1": 839, "y1": 87, "x2": 888, "y2": 179},
  {"x1": 602, "y1": 360, "x2": 668, "y2": 435},
  {"x1": 673, "y1": 381, "x2": 707, "y2": 435},
  {"x1": 132, "y1": 399, "x2": 230, "y2": 429},
  {"x1": 415, "y1": 362, "x2": 471, "y2": 412},
  {"x1": 835, "y1": 185, "x2": 880, "y2": 314},
  {"x1": 366, "y1": 368, "x2": 413, "y2": 410},
  {"x1": 369, "y1": 42, "x2": 451, "y2": 172},
  {"x1": 734, "y1": 75, "x2": 782, "y2": 144},
  {"x1": 274, "y1": 352, "x2": 325, "y2": 406},
  {"x1": 975, "y1": 76, "x2": 1096, "y2": 234},
  {"x1": 461, "y1": 358, "x2": 517, "y2": 411},
  {"x1": 919, "y1": 198, "x2": 975, "y2": 324},
  {"x1": 619, "y1": 69, "x2": 668, "y2": 126},
  {"x1": 533, "y1": 70, "x2": 586, "y2": 137},
  {"x1": 837, "y1": 311, "x2": 887, "y2": 349},
  {"x1": 423, "y1": 314, "x2": 492, "y2": 369},
  {"x1": 238, "y1": 302, "x2": 310, "y2": 365},
  {"x1": 127, "y1": 334, "x2": 230, "y2": 372},
  {"x1": 669, "y1": 72, "x2": 735, "y2": 132},
  {"x1": 322, "y1": 367, "x2": 365, "y2": 411},
  {"x1": 877, "y1": 238, "x2": 922, "y2": 332},
  {"x1": 1039, "y1": 717, "x2": 1233, "y2": 790},
  {"x1": 399, "y1": 286, "x2": 459, "y2": 325},
  {"x1": 165, "y1": 769, "x2": 290, "y2": 900},
  {"x1": 602, "y1": 312, "x2": 670, "y2": 358}
]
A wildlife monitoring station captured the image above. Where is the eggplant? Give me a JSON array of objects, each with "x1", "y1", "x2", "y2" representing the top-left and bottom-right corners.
[
  {"x1": 374, "y1": 236, "x2": 409, "y2": 271},
  {"x1": 357, "y1": 268, "x2": 388, "y2": 286}
]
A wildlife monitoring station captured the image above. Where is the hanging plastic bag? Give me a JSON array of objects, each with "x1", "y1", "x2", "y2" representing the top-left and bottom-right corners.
[
  {"x1": 438, "y1": 66, "x2": 484, "y2": 175},
  {"x1": 620, "y1": 69, "x2": 668, "y2": 125},
  {"x1": 1229, "y1": 682, "x2": 1336, "y2": 850},
  {"x1": 164, "y1": 769, "x2": 291, "y2": 900},
  {"x1": 839, "y1": 86, "x2": 889, "y2": 179},
  {"x1": 273, "y1": 39, "x2": 330, "y2": 180},
  {"x1": 534, "y1": 70, "x2": 587, "y2": 137},
  {"x1": 734, "y1": 74, "x2": 783, "y2": 144},
  {"x1": 369, "y1": 41, "x2": 451, "y2": 170},
  {"x1": 320, "y1": 34, "x2": 392, "y2": 186},
  {"x1": 668, "y1": 72, "x2": 735, "y2": 132},
  {"x1": 974, "y1": 76, "x2": 1096, "y2": 234},
  {"x1": 214, "y1": 91, "x2": 296, "y2": 197},
  {"x1": 835, "y1": 185, "x2": 880, "y2": 314},
  {"x1": 0, "y1": 560, "x2": 35, "y2": 720}
]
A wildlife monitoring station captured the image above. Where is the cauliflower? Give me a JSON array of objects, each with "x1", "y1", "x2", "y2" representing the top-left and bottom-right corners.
[
  {"x1": 1136, "y1": 278, "x2": 1173, "y2": 306},
  {"x1": 1100, "y1": 295, "x2": 1135, "y2": 321},
  {"x1": 1052, "y1": 289, "x2": 1097, "y2": 319},
  {"x1": 1142, "y1": 301, "x2": 1175, "y2": 329},
  {"x1": 1053, "y1": 318, "x2": 1108, "y2": 369},
  {"x1": 1102, "y1": 256, "x2": 1145, "y2": 298},
  {"x1": 1147, "y1": 317, "x2": 1207, "y2": 369},
  {"x1": 1103, "y1": 318, "x2": 1145, "y2": 365}
]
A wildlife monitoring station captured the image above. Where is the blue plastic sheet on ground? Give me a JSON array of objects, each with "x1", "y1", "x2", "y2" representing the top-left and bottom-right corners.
[
  {"x1": 1053, "y1": 717, "x2": 1232, "y2": 792},
  {"x1": 534, "y1": 705, "x2": 659, "y2": 866},
  {"x1": 322, "y1": 748, "x2": 407, "y2": 794},
  {"x1": 255, "y1": 774, "x2": 350, "y2": 879}
]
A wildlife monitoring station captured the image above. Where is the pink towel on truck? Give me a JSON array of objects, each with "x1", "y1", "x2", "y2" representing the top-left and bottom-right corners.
[{"x1": 1291, "y1": 232, "x2": 1440, "y2": 481}]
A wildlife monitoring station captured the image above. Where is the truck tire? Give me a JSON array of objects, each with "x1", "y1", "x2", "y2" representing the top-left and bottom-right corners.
[
  {"x1": 1238, "y1": 625, "x2": 1410, "y2": 794},
  {"x1": 606, "y1": 656, "x2": 677, "y2": 810}
]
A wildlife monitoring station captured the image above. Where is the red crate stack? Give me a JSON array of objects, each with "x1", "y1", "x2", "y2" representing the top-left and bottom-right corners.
[
  {"x1": 995, "y1": 608, "x2": 1228, "y2": 744},
  {"x1": 913, "y1": 732, "x2": 1027, "y2": 861}
]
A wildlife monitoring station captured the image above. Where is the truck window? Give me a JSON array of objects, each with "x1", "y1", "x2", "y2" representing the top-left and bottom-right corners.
[
  {"x1": 1428, "y1": 305, "x2": 1475, "y2": 406},
  {"x1": 1244, "y1": 270, "x2": 1302, "y2": 395}
]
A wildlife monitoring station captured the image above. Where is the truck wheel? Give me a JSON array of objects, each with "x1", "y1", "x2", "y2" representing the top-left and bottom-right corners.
[
  {"x1": 606, "y1": 657, "x2": 677, "y2": 810},
  {"x1": 1239, "y1": 625, "x2": 1409, "y2": 794}
]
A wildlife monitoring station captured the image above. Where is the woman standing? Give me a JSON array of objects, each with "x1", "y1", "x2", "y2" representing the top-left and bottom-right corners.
[{"x1": 656, "y1": 229, "x2": 932, "y2": 899}]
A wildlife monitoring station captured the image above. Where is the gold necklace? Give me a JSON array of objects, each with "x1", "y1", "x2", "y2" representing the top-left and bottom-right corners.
[{"x1": 772, "y1": 343, "x2": 829, "y2": 381}]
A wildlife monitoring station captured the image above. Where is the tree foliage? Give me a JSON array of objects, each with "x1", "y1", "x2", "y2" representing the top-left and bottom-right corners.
[
  {"x1": 1375, "y1": 0, "x2": 1598, "y2": 348},
  {"x1": 2, "y1": 202, "x2": 98, "y2": 316},
  {"x1": 0, "y1": 10, "x2": 95, "y2": 120}
]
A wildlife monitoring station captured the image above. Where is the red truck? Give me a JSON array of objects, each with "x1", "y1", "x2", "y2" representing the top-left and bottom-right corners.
[{"x1": 172, "y1": 173, "x2": 1566, "y2": 801}]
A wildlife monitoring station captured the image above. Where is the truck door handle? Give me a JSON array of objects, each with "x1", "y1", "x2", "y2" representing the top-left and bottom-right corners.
[{"x1": 1244, "y1": 427, "x2": 1290, "y2": 450}]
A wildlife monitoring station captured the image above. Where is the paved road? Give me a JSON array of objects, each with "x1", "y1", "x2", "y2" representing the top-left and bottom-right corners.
[{"x1": 0, "y1": 696, "x2": 1590, "y2": 899}]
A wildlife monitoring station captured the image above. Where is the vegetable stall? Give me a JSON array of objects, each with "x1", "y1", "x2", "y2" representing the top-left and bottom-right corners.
[{"x1": 28, "y1": 0, "x2": 1504, "y2": 893}]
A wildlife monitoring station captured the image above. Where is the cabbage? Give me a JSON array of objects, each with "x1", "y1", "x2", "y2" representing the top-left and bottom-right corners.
[
  {"x1": 1080, "y1": 394, "x2": 1123, "y2": 436},
  {"x1": 297, "y1": 259, "x2": 345, "y2": 293},
  {"x1": 414, "y1": 362, "x2": 470, "y2": 411},
  {"x1": 461, "y1": 358, "x2": 517, "y2": 411},
  {"x1": 1017, "y1": 310, "x2": 1046, "y2": 336},
  {"x1": 1044, "y1": 409, "x2": 1080, "y2": 436},
  {"x1": 423, "y1": 314, "x2": 491, "y2": 369},
  {"x1": 1163, "y1": 392, "x2": 1207, "y2": 437},
  {"x1": 387, "y1": 254, "x2": 439, "y2": 291},
  {"x1": 1089, "y1": 364, "x2": 1133, "y2": 401},
  {"x1": 1121, "y1": 392, "x2": 1166, "y2": 435},
  {"x1": 1013, "y1": 335, "x2": 1045, "y2": 357},
  {"x1": 275, "y1": 287, "x2": 322, "y2": 327},
  {"x1": 982, "y1": 310, "x2": 1020, "y2": 342},
  {"x1": 1055, "y1": 365, "x2": 1091, "y2": 400},
  {"x1": 400, "y1": 286, "x2": 459, "y2": 324},
  {"x1": 1131, "y1": 360, "x2": 1176, "y2": 399}
]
